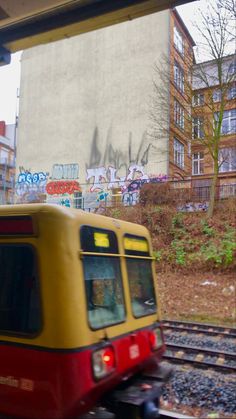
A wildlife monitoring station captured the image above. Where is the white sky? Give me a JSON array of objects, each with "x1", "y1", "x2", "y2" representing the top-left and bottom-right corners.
[{"x1": 0, "y1": 0, "x2": 229, "y2": 124}]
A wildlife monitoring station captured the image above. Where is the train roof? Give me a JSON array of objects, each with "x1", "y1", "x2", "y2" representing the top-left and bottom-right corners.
[{"x1": 0, "y1": 203, "x2": 150, "y2": 236}]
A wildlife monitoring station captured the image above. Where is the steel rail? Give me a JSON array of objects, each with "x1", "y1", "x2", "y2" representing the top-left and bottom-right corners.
[
  {"x1": 163, "y1": 343, "x2": 236, "y2": 372},
  {"x1": 162, "y1": 320, "x2": 236, "y2": 338}
]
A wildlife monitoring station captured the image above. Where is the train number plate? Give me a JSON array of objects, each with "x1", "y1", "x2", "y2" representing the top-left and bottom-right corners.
[{"x1": 129, "y1": 344, "x2": 140, "y2": 359}]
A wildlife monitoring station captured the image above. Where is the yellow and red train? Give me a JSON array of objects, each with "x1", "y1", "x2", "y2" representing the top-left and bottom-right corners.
[{"x1": 0, "y1": 204, "x2": 170, "y2": 419}]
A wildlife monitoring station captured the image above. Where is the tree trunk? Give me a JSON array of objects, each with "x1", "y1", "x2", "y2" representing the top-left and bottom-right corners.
[{"x1": 207, "y1": 166, "x2": 219, "y2": 218}]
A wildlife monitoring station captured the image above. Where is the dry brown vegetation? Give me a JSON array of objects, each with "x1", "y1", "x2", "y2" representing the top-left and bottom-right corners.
[{"x1": 104, "y1": 194, "x2": 236, "y2": 326}]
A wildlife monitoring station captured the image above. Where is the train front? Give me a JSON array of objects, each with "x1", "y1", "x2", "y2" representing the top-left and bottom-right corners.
[
  {"x1": 0, "y1": 205, "x2": 170, "y2": 419},
  {"x1": 76, "y1": 218, "x2": 171, "y2": 419}
]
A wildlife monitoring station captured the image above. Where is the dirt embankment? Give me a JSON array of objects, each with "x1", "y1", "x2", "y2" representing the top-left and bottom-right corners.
[{"x1": 104, "y1": 198, "x2": 236, "y2": 326}]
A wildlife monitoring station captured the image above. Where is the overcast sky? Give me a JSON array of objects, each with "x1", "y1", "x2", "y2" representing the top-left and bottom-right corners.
[{"x1": 0, "y1": 0, "x2": 226, "y2": 124}]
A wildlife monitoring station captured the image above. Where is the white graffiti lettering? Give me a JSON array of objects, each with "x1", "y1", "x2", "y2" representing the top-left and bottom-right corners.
[
  {"x1": 86, "y1": 167, "x2": 107, "y2": 191},
  {"x1": 86, "y1": 165, "x2": 149, "y2": 192},
  {"x1": 51, "y1": 164, "x2": 79, "y2": 180},
  {"x1": 126, "y1": 164, "x2": 149, "y2": 181}
]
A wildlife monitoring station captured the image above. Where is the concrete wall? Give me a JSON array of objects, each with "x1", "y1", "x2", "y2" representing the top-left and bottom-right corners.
[{"x1": 16, "y1": 10, "x2": 170, "y2": 208}]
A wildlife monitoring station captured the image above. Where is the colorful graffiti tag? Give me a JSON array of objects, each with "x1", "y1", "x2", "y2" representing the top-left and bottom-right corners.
[
  {"x1": 86, "y1": 164, "x2": 149, "y2": 192},
  {"x1": 15, "y1": 170, "x2": 49, "y2": 202},
  {"x1": 15, "y1": 161, "x2": 168, "y2": 210},
  {"x1": 46, "y1": 180, "x2": 81, "y2": 195}
]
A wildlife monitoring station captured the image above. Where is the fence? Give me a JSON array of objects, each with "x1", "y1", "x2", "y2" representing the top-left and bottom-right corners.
[
  {"x1": 45, "y1": 182, "x2": 236, "y2": 211},
  {"x1": 2, "y1": 180, "x2": 236, "y2": 210}
]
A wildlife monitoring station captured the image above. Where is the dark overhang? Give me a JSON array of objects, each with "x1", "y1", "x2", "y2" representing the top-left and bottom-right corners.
[{"x1": 0, "y1": 0, "x2": 197, "y2": 63}]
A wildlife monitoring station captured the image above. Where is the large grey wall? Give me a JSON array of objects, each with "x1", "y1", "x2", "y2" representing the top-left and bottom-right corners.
[{"x1": 16, "y1": 10, "x2": 170, "y2": 208}]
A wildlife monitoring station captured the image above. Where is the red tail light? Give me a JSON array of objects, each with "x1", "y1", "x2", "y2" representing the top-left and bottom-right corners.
[
  {"x1": 102, "y1": 348, "x2": 115, "y2": 367},
  {"x1": 92, "y1": 346, "x2": 115, "y2": 380},
  {"x1": 149, "y1": 328, "x2": 163, "y2": 351},
  {"x1": 0, "y1": 216, "x2": 34, "y2": 235}
]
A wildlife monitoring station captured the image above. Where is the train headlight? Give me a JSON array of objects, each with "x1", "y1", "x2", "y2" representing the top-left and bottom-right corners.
[
  {"x1": 92, "y1": 346, "x2": 115, "y2": 380},
  {"x1": 149, "y1": 328, "x2": 163, "y2": 351}
]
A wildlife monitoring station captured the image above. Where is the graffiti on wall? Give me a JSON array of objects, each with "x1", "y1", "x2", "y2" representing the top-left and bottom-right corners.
[
  {"x1": 86, "y1": 128, "x2": 153, "y2": 171},
  {"x1": 83, "y1": 127, "x2": 167, "y2": 206},
  {"x1": 15, "y1": 164, "x2": 81, "y2": 204},
  {"x1": 51, "y1": 163, "x2": 79, "y2": 180},
  {"x1": 86, "y1": 164, "x2": 149, "y2": 192},
  {"x1": 46, "y1": 180, "x2": 81, "y2": 195},
  {"x1": 46, "y1": 163, "x2": 81, "y2": 206},
  {"x1": 15, "y1": 169, "x2": 49, "y2": 203},
  {"x1": 15, "y1": 128, "x2": 167, "y2": 208},
  {"x1": 178, "y1": 202, "x2": 209, "y2": 212}
]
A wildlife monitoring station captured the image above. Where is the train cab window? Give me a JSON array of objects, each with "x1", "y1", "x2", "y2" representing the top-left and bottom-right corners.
[
  {"x1": 0, "y1": 245, "x2": 41, "y2": 335},
  {"x1": 81, "y1": 226, "x2": 125, "y2": 329},
  {"x1": 124, "y1": 235, "x2": 157, "y2": 318}
]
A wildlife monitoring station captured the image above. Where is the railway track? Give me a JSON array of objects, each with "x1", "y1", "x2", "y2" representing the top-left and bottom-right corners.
[
  {"x1": 163, "y1": 343, "x2": 236, "y2": 372},
  {"x1": 162, "y1": 320, "x2": 236, "y2": 373},
  {"x1": 162, "y1": 319, "x2": 236, "y2": 339}
]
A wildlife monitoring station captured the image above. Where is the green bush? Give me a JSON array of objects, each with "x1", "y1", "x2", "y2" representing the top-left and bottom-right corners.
[
  {"x1": 172, "y1": 213, "x2": 184, "y2": 228},
  {"x1": 171, "y1": 239, "x2": 186, "y2": 265},
  {"x1": 201, "y1": 220, "x2": 215, "y2": 237}
]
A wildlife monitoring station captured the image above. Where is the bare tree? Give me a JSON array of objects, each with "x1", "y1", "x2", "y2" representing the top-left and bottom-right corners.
[
  {"x1": 223, "y1": 0, "x2": 236, "y2": 14},
  {"x1": 149, "y1": 2, "x2": 235, "y2": 218},
  {"x1": 191, "y1": 1, "x2": 235, "y2": 217},
  {"x1": 217, "y1": 0, "x2": 236, "y2": 41}
]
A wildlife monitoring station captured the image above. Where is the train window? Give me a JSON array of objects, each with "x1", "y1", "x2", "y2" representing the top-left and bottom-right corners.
[
  {"x1": 126, "y1": 259, "x2": 157, "y2": 317},
  {"x1": 124, "y1": 235, "x2": 157, "y2": 317},
  {"x1": 0, "y1": 245, "x2": 41, "y2": 335},
  {"x1": 81, "y1": 226, "x2": 125, "y2": 329}
]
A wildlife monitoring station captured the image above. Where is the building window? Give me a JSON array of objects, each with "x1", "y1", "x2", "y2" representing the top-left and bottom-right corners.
[
  {"x1": 219, "y1": 109, "x2": 236, "y2": 135},
  {"x1": 228, "y1": 86, "x2": 236, "y2": 100},
  {"x1": 212, "y1": 89, "x2": 222, "y2": 102},
  {"x1": 174, "y1": 60, "x2": 184, "y2": 93},
  {"x1": 192, "y1": 117, "x2": 204, "y2": 139},
  {"x1": 174, "y1": 26, "x2": 184, "y2": 56},
  {"x1": 174, "y1": 100, "x2": 185, "y2": 130},
  {"x1": 192, "y1": 93, "x2": 204, "y2": 107},
  {"x1": 174, "y1": 138, "x2": 184, "y2": 169},
  {"x1": 228, "y1": 61, "x2": 236, "y2": 76},
  {"x1": 192, "y1": 152, "x2": 204, "y2": 175},
  {"x1": 0, "y1": 148, "x2": 8, "y2": 165},
  {"x1": 219, "y1": 147, "x2": 236, "y2": 172}
]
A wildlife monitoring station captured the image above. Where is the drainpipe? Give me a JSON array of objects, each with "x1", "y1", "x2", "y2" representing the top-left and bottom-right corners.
[{"x1": 3, "y1": 157, "x2": 7, "y2": 204}]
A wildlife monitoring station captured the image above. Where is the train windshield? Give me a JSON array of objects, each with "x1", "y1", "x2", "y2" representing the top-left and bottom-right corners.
[
  {"x1": 124, "y1": 235, "x2": 157, "y2": 317},
  {"x1": 0, "y1": 244, "x2": 41, "y2": 335},
  {"x1": 81, "y1": 226, "x2": 125, "y2": 329}
]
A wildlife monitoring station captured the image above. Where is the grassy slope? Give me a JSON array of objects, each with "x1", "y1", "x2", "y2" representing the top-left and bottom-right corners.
[{"x1": 104, "y1": 198, "x2": 236, "y2": 326}]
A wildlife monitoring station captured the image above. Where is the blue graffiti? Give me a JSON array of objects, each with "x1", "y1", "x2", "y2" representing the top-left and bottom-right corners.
[
  {"x1": 127, "y1": 175, "x2": 167, "y2": 192},
  {"x1": 18, "y1": 171, "x2": 47, "y2": 184},
  {"x1": 60, "y1": 198, "x2": 71, "y2": 207},
  {"x1": 96, "y1": 191, "x2": 109, "y2": 202}
]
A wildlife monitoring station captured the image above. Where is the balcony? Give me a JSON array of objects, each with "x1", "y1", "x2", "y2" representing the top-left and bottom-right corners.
[{"x1": 0, "y1": 157, "x2": 15, "y2": 168}]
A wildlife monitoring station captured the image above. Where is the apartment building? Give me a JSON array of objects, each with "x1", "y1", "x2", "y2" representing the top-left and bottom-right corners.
[
  {"x1": 15, "y1": 8, "x2": 195, "y2": 209},
  {"x1": 169, "y1": 9, "x2": 194, "y2": 180},
  {"x1": 0, "y1": 121, "x2": 16, "y2": 204},
  {"x1": 191, "y1": 54, "x2": 236, "y2": 198}
]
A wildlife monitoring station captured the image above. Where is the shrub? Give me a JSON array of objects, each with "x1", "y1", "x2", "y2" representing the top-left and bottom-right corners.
[{"x1": 139, "y1": 183, "x2": 174, "y2": 206}]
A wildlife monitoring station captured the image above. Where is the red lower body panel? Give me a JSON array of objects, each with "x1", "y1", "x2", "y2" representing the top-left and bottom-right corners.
[{"x1": 0, "y1": 329, "x2": 165, "y2": 419}]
